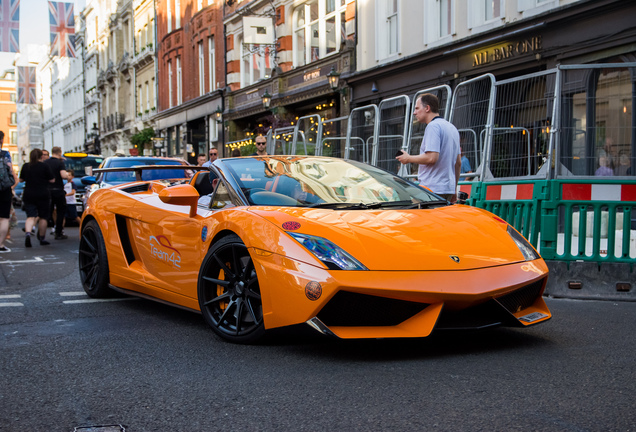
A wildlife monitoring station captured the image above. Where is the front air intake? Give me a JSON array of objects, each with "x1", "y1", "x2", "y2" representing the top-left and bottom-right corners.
[
  {"x1": 495, "y1": 278, "x2": 545, "y2": 314},
  {"x1": 317, "y1": 291, "x2": 428, "y2": 327}
]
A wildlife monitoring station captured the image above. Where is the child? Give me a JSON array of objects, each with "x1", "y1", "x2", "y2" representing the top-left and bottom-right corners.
[{"x1": 64, "y1": 169, "x2": 81, "y2": 227}]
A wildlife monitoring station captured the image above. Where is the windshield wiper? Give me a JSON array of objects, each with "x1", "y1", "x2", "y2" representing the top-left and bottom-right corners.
[
  {"x1": 308, "y1": 202, "x2": 370, "y2": 210},
  {"x1": 308, "y1": 200, "x2": 446, "y2": 210}
]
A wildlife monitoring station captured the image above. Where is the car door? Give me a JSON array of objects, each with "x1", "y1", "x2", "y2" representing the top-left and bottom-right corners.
[{"x1": 128, "y1": 192, "x2": 208, "y2": 300}]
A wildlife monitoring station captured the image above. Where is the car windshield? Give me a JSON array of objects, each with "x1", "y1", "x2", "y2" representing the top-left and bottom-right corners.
[
  {"x1": 63, "y1": 156, "x2": 104, "y2": 176},
  {"x1": 102, "y1": 159, "x2": 190, "y2": 183},
  {"x1": 223, "y1": 157, "x2": 445, "y2": 208}
]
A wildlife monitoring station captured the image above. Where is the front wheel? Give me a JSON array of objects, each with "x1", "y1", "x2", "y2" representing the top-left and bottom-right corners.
[
  {"x1": 79, "y1": 219, "x2": 111, "y2": 297},
  {"x1": 198, "y1": 235, "x2": 265, "y2": 343}
]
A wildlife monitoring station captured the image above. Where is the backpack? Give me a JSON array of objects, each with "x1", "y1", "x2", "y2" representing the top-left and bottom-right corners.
[{"x1": 0, "y1": 151, "x2": 15, "y2": 191}]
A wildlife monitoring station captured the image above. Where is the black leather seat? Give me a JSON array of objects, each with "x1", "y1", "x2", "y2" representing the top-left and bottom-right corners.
[{"x1": 192, "y1": 171, "x2": 215, "y2": 196}]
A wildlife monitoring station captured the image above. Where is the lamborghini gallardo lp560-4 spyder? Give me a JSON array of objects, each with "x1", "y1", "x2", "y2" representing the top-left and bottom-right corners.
[{"x1": 79, "y1": 156, "x2": 551, "y2": 343}]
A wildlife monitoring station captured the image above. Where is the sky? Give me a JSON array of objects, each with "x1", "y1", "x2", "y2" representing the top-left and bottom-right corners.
[{"x1": 0, "y1": 0, "x2": 85, "y2": 73}]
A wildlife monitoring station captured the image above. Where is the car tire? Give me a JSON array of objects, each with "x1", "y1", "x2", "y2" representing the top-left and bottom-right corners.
[
  {"x1": 198, "y1": 234, "x2": 265, "y2": 344},
  {"x1": 79, "y1": 219, "x2": 111, "y2": 298}
]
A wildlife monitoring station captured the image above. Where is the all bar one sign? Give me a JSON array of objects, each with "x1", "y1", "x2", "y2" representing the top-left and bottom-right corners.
[{"x1": 472, "y1": 36, "x2": 542, "y2": 67}]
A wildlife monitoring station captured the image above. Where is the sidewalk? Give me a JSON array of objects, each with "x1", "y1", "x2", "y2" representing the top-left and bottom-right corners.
[{"x1": 0, "y1": 208, "x2": 81, "y2": 289}]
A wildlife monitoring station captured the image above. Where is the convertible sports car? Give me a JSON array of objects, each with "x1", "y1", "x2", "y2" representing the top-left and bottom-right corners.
[{"x1": 79, "y1": 156, "x2": 551, "y2": 343}]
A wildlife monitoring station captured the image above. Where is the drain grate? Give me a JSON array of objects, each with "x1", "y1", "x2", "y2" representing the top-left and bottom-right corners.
[{"x1": 73, "y1": 425, "x2": 126, "y2": 432}]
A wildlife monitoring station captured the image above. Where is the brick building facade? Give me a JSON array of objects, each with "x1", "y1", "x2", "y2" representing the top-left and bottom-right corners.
[{"x1": 154, "y1": 0, "x2": 224, "y2": 162}]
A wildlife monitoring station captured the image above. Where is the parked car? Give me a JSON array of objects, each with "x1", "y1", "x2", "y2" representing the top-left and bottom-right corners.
[
  {"x1": 81, "y1": 156, "x2": 194, "y2": 206},
  {"x1": 62, "y1": 152, "x2": 104, "y2": 215},
  {"x1": 79, "y1": 155, "x2": 551, "y2": 344}
]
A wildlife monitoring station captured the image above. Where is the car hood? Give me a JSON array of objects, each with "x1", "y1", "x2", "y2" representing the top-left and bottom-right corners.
[{"x1": 249, "y1": 205, "x2": 529, "y2": 271}]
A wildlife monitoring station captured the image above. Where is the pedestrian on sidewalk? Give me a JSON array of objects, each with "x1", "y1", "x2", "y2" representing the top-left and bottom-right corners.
[
  {"x1": 44, "y1": 146, "x2": 68, "y2": 240},
  {"x1": 0, "y1": 131, "x2": 18, "y2": 252},
  {"x1": 19, "y1": 148, "x2": 54, "y2": 247}
]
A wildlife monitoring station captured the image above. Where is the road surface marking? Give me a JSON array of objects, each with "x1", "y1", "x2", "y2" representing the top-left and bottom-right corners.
[
  {"x1": 0, "y1": 302, "x2": 24, "y2": 307},
  {"x1": 0, "y1": 257, "x2": 44, "y2": 264},
  {"x1": 59, "y1": 292, "x2": 87, "y2": 296},
  {"x1": 0, "y1": 294, "x2": 21, "y2": 299}
]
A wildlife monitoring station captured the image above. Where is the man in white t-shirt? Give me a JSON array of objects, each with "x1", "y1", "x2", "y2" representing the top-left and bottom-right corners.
[{"x1": 397, "y1": 93, "x2": 461, "y2": 202}]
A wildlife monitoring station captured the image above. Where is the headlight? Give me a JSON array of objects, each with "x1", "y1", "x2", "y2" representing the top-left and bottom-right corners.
[
  {"x1": 288, "y1": 233, "x2": 367, "y2": 271},
  {"x1": 507, "y1": 226, "x2": 540, "y2": 261}
]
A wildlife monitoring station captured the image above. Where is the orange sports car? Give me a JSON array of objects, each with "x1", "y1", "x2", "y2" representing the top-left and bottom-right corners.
[{"x1": 79, "y1": 156, "x2": 551, "y2": 343}]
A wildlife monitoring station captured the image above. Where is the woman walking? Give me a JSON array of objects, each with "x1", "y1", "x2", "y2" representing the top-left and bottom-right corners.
[{"x1": 19, "y1": 148, "x2": 54, "y2": 247}]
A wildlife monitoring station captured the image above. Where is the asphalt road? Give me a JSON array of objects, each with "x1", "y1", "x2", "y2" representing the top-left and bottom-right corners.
[{"x1": 1, "y1": 212, "x2": 635, "y2": 432}]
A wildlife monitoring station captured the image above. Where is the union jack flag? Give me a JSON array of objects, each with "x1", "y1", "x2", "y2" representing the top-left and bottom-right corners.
[
  {"x1": 0, "y1": 0, "x2": 20, "y2": 53},
  {"x1": 48, "y1": 1, "x2": 75, "y2": 57},
  {"x1": 17, "y1": 66, "x2": 36, "y2": 104}
]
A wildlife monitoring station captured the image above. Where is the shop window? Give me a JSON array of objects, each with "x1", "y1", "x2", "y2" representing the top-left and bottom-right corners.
[
  {"x1": 560, "y1": 66, "x2": 634, "y2": 177},
  {"x1": 293, "y1": 0, "x2": 347, "y2": 67},
  {"x1": 376, "y1": 0, "x2": 399, "y2": 61},
  {"x1": 424, "y1": 0, "x2": 454, "y2": 45}
]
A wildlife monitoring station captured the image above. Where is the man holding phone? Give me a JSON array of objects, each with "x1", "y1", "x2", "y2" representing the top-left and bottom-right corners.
[{"x1": 396, "y1": 93, "x2": 460, "y2": 203}]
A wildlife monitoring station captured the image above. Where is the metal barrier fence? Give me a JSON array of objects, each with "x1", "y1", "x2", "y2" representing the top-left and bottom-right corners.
[{"x1": 239, "y1": 64, "x2": 635, "y2": 278}]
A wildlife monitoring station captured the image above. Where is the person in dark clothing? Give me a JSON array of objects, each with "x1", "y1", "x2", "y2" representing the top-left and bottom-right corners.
[
  {"x1": 44, "y1": 146, "x2": 68, "y2": 240},
  {"x1": 20, "y1": 148, "x2": 54, "y2": 247},
  {"x1": 0, "y1": 131, "x2": 17, "y2": 252}
]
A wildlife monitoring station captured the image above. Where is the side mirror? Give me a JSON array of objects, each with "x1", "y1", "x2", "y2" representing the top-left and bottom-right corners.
[
  {"x1": 81, "y1": 176, "x2": 96, "y2": 185},
  {"x1": 457, "y1": 191, "x2": 469, "y2": 205},
  {"x1": 158, "y1": 184, "x2": 199, "y2": 217}
]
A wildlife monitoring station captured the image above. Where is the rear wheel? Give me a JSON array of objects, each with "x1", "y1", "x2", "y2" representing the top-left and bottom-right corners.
[
  {"x1": 198, "y1": 235, "x2": 265, "y2": 343},
  {"x1": 79, "y1": 219, "x2": 111, "y2": 297}
]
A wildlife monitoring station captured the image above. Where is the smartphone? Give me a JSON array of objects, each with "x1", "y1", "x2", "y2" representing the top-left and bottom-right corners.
[{"x1": 395, "y1": 150, "x2": 404, "y2": 157}]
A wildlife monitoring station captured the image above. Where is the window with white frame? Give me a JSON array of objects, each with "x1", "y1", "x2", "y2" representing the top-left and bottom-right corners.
[
  {"x1": 167, "y1": 0, "x2": 172, "y2": 33},
  {"x1": 376, "y1": 0, "x2": 399, "y2": 60},
  {"x1": 209, "y1": 116, "x2": 218, "y2": 143},
  {"x1": 138, "y1": 86, "x2": 143, "y2": 114},
  {"x1": 424, "y1": 0, "x2": 454, "y2": 45},
  {"x1": 468, "y1": 0, "x2": 503, "y2": 29},
  {"x1": 517, "y1": 0, "x2": 557, "y2": 14},
  {"x1": 293, "y1": 0, "x2": 347, "y2": 67},
  {"x1": 241, "y1": 41, "x2": 274, "y2": 87},
  {"x1": 168, "y1": 61, "x2": 173, "y2": 108},
  {"x1": 208, "y1": 36, "x2": 216, "y2": 91},
  {"x1": 175, "y1": 0, "x2": 181, "y2": 29},
  {"x1": 176, "y1": 56, "x2": 182, "y2": 104},
  {"x1": 198, "y1": 41, "x2": 205, "y2": 96},
  {"x1": 145, "y1": 82, "x2": 150, "y2": 111}
]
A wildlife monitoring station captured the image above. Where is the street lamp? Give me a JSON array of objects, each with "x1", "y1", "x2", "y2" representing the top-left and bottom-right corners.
[
  {"x1": 327, "y1": 66, "x2": 340, "y2": 91},
  {"x1": 262, "y1": 89, "x2": 272, "y2": 109},
  {"x1": 215, "y1": 106, "x2": 223, "y2": 123}
]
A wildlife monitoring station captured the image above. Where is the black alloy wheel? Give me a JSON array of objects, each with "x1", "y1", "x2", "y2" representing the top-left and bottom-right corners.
[
  {"x1": 198, "y1": 235, "x2": 264, "y2": 343},
  {"x1": 79, "y1": 219, "x2": 111, "y2": 297}
]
